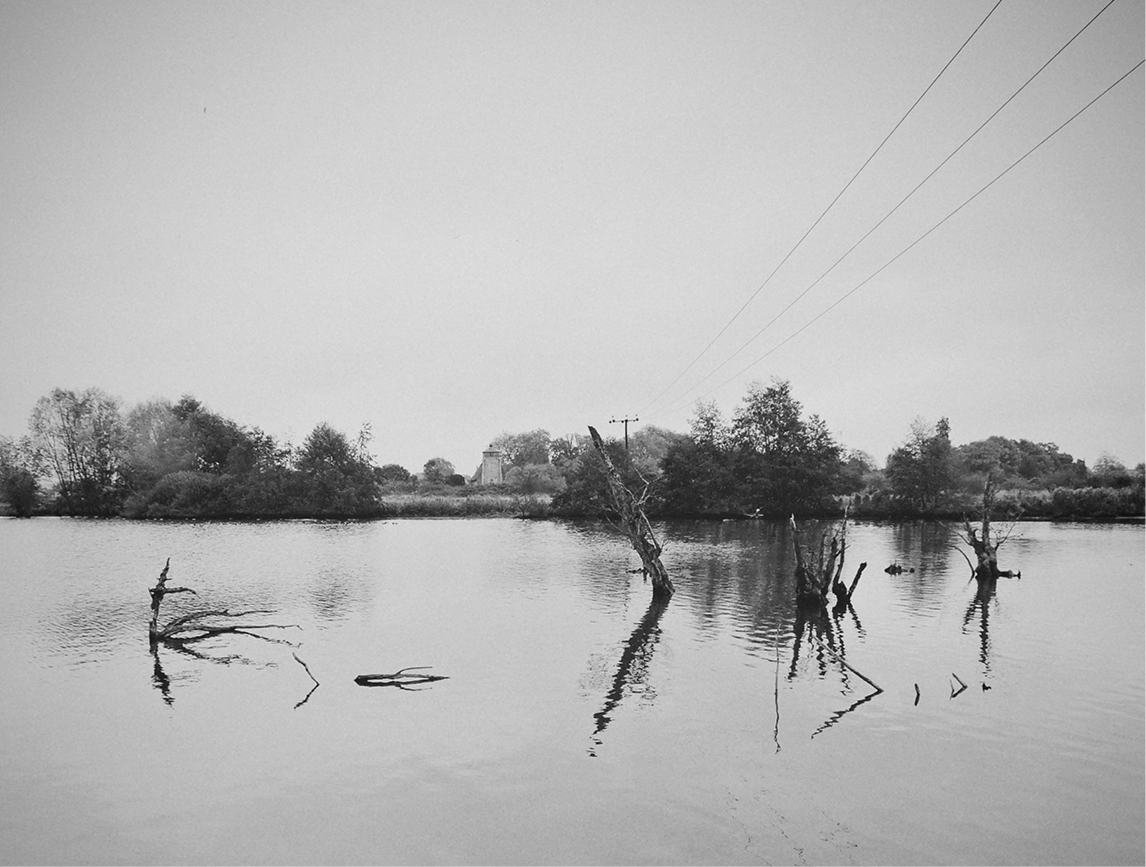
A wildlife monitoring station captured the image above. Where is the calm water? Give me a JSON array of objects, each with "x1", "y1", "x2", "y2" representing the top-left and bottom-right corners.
[{"x1": 0, "y1": 517, "x2": 1142, "y2": 865}]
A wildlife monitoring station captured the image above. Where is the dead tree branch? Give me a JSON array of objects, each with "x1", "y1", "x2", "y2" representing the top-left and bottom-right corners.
[
  {"x1": 148, "y1": 560, "x2": 299, "y2": 645},
  {"x1": 588, "y1": 425, "x2": 674, "y2": 599}
]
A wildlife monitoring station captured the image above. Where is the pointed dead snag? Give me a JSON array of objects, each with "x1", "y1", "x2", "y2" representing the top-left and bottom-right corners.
[
  {"x1": 588, "y1": 425, "x2": 674, "y2": 600},
  {"x1": 148, "y1": 558, "x2": 299, "y2": 645}
]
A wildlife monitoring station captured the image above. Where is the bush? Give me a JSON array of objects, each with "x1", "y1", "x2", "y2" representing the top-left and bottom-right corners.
[
  {"x1": 0, "y1": 467, "x2": 39, "y2": 517},
  {"x1": 505, "y1": 463, "x2": 566, "y2": 495},
  {"x1": 132, "y1": 471, "x2": 235, "y2": 517}
]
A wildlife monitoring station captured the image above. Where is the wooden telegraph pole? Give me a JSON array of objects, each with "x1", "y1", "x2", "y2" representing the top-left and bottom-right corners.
[{"x1": 608, "y1": 415, "x2": 638, "y2": 450}]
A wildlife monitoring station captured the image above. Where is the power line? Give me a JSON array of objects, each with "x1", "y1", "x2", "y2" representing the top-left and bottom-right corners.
[
  {"x1": 637, "y1": 0, "x2": 1005, "y2": 417},
  {"x1": 653, "y1": 0, "x2": 1118, "y2": 410},
  {"x1": 681, "y1": 58, "x2": 1144, "y2": 409}
]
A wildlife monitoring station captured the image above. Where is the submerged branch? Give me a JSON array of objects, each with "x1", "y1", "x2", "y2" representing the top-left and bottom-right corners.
[{"x1": 354, "y1": 666, "x2": 449, "y2": 688}]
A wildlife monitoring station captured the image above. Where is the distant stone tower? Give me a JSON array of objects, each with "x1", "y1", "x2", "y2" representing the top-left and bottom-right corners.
[{"x1": 478, "y1": 446, "x2": 504, "y2": 485}]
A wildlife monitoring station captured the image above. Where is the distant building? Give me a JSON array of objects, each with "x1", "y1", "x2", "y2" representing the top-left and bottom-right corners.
[{"x1": 470, "y1": 446, "x2": 504, "y2": 485}]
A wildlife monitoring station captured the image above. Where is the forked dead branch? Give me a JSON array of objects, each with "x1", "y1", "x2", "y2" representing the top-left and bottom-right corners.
[{"x1": 148, "y1": 558, "x2": 300, "y2": 646}]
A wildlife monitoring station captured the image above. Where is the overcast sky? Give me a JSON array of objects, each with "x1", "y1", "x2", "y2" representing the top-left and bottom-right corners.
[{"x1": 2, "y1": 0, "x2": 1142, "y2": 474}]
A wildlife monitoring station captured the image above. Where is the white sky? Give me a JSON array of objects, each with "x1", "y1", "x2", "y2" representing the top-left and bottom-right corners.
[{"x1": 2, "y1": 1, "x2": 1143, "y2": 474}]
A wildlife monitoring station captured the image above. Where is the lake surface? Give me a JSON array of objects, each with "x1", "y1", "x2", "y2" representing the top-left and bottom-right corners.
[{"x1": 0, "y1": 516, "x2": 1142, "y2": 865}]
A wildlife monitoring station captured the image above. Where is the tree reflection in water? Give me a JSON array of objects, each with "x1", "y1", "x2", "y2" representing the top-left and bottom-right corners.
[
  {"x1": 148, "y1": 632, "x2": 304, "y2": 707},
  {"x1": 963, "y1": 576, "x2": 998, "y2": 677},
  {"x1": 589, "y1": 595, "x2": 670, "y2": 757},
  {"x1": 788, "y1": 598, "x2": 883, "y2": 739}
]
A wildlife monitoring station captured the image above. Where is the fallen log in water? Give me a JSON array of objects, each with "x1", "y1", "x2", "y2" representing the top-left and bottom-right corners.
[{"x1": 354, "y1": 666, "x2": 448, "y2": 689}]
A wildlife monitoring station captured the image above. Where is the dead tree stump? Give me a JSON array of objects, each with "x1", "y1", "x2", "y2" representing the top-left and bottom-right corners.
[
  {"x1": 955, "y1": 476, "x2": 1020, "y2": 582},
  {"x1": 790, "y1": 514, "x2": 849, "y2": 606}
]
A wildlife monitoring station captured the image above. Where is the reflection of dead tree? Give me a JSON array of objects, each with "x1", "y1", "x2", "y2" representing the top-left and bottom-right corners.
[
  {"x1": 812, "y1": 687, "x2": 883, "y2": 738},
  {"x1": 788, "y1": 598, "x2": 883, "y2": 737},
  {"x1": 151, "y1": 648, "x2": 173, "y2": 705},
  {"x1": 952, "y1": 476, "x2": 1020, "y2": 582},
  {"x1": 293, "y1": 653, "x2": 321, "y2": 708},
  {"x1": 148, "y1": 558, "x2": 299, "y2": 645},
  {"x1": 147, "y1": 558, "x2": 303, "y2": 706},
  {"x1": 963, "y1": 577, "x2": 997, "y2": 674},
  {"x1": 149, "y1": 638, "x2": 277, "y2": 706},
  {"x1": 590, "y1": 595, "x2": 670, "y2": 755},
  {"x1": 588, "y1": 426, "x2": 673, "y2": 600}
]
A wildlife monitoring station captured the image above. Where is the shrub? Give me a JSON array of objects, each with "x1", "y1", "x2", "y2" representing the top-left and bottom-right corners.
[{"x1": 0, "y1": 467, "x2": 39, "y2": 517}]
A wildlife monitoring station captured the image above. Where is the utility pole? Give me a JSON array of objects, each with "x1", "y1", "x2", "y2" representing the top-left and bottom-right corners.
[{"x1": 608, "y1": 416, "x2": 638, "y2": 450}]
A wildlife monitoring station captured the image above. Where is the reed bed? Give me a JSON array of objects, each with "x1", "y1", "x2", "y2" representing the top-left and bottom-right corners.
[{"x1": 380, "y1": 493, "x2": 551, "y2": 518}]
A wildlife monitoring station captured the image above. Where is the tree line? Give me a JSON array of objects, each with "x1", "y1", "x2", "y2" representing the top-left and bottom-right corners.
[
  {"x1": 0, "y1": 389, "x2": 471, "y2": 518},
  {"x1": 1, "y1": 382, "x2": 1142, "y2": 520}
]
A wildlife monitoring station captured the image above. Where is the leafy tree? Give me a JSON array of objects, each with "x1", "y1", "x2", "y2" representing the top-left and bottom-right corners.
[
  {"x1": 689, "y1": 399, "x2": 730, "y2": 448},
  {"x1": 0, "y1": 435, "x2": 40, "y2": 517},
  {"x1": 505, "y1": 462, "x2": 566, "y2": 494},
  {"x1": 1014, "y1": 440, "x2": 1083, "y2": 485},
  {"x1": 172, "y1": 394, "x2": 258, "y2": 475},
  {"x1": 885, "y1": 417, "x2": 952, "y2": 512},
  {"x1": 731, "y1": 379, "x2": 806, "y2": 456},
  {"x1": 122, "y1": 399, "x2": 197, "y2": 491},
  {"x1": 550, "y1": 433, "x2": 586, "y2": 474},
  {"x1": 659, "y1": 436, "x2": 738, "y2": 515},
  {"x1": 729, "y1": 379, "x2": 842, "y2": 514},
  {"x1": 953, "y1": 436, "x2": 1086, "y2": 491},
  {"x1": 629, "y1": 425, "x2": 689, "y2": 478},
  {"x1": 376, "y1": 463, "x2": 412, "y2": 484},
  {"x1": 551, "y1": 435, "x2": 641, "y2": 516},
  {"x1": 837, "y1": 449, "x2": 880, "y2": 495},
  {"x1": 296, "y1": 423, "x2": 378, "y2": 515},
  {"x1": 30, "y1": 387, "x2": 128, "y2": 515},
  {"x1": 491, "y1": 429, "x2": 552, "y2": 468},
  {"x1": 422, "y1": 457, "x2": 455, "y2": 484},
  {"x1": 1091, "y1": 453, "x2": 1133, "y2": 488},
  {"x1": 660, "y1": 382, "x2": 842, "y2": 516}
]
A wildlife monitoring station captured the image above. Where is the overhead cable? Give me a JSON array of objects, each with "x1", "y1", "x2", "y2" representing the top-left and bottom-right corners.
[
  {"x1": 681, "y1": 58, "x2": 1145, "y2": 408},
  {"x1": 636, "y1": 0, "x2": 1005, "y2": 416},
  {"x1": 657, "y1": 0, "x2": 1118, "y2": 408}
]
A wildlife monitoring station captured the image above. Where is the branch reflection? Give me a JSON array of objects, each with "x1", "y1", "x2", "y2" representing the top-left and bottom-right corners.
[
  {"x1": 590, "y1": 595, "x2": 670, "y2": 756},
  {"x1": 962, "y1": 576, "x2": 997, "y2": 675},
  {"x1": 148, "y1": 634, "x2": 283, "y2": 707},
  {"x1": 789, "y1": 600, "x2": 883, "y2": 737}
]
